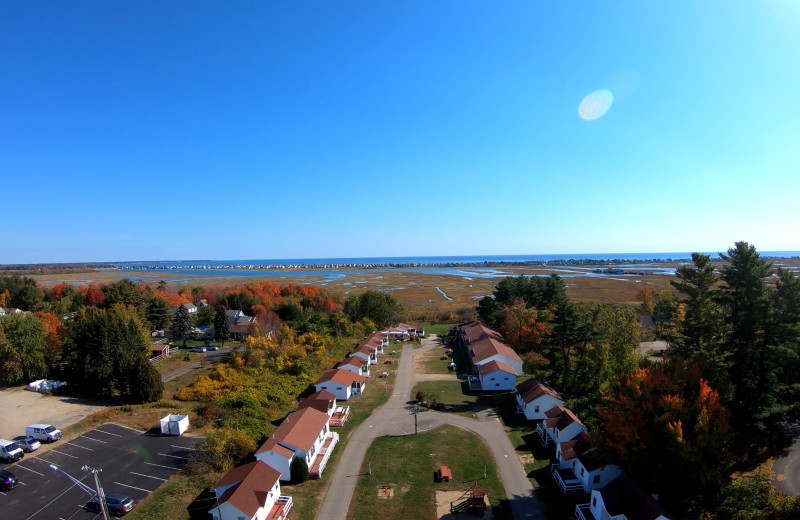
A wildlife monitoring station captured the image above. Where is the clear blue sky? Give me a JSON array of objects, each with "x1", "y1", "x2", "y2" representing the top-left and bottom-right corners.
[{"x1": 2, "y1": 1, "x2": 799, "y2": 263}]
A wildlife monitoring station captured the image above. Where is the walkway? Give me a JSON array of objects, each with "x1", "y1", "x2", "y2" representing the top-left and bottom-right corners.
[{"x1": 317, "y1": 335, "x2": 545, "y2": 520}]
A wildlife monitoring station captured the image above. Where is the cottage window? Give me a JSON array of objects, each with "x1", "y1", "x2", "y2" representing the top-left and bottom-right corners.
[
  {"x1": 504, "y1": 377, "x2": 509, "y2": 380},
  {"x1": 581, "y1": 468, "x2": 585, "y2": 476},
  {"x1": 593, "y1": 475, "x2": 600, "y2": 484},
  {"x1": 337, "y1": 386, "x2": 344, "y2": 390},
  {"x1": 534, "y1": 406, "x2": 540, "y2": 413},
  {"x1": 592, "y1": 497, "x2": 596, "y2": 507},
  {"x1": 496, "y1": 384, "x2": 500, "y2": 387}
]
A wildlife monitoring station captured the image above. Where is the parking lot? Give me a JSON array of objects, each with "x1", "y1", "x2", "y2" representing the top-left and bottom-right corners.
[{"x1": 0, "y1": 423, "x2": 198, "y2": 519}]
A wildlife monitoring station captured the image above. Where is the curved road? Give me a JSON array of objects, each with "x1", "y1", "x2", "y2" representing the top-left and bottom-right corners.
[{"x1": 317, "y1": 336, "x2": 545, "y2": 520}]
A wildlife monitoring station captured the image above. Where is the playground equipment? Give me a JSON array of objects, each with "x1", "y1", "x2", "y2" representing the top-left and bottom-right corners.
[{"x1": 449, "y1": 482, "x2": 487, "y2": 516}]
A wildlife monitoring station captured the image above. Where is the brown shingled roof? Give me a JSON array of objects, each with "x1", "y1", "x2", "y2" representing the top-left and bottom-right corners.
[
  {"x1": 599, "y1": 475, "x2": 671, "y2": 519},
  {"x1": 460, "y1": 322, "x2": 522, "y2": 365},
  {"x1": 516, "y1": 378, "x2": 562, "y2": 404},
  {"x1": 478, "y1": 360, "x2": 517, "y2": 377},
  {"x1": 559, "y1": 432, "x2": 592, "y2": 461},
  {"x1": 316, "y1": 368, "x2": 366, "y2": 385},
  {"x1": 544, "y1": 406, "x2": 584, "y2": 431},
  {"x1": 298, "y1": 390, "x2": 336, "y2": 414},
  {"x1": 339, "y1": 357, "x2": 368, "y2": 369},
  {"x1": 214, "y1": 461, "x2": 281, "y2": 518},
  {"x1": 256, "y1": 407, "x2": 329, "y2": 455}
]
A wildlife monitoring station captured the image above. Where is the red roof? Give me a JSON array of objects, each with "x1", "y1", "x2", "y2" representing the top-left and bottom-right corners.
[
  {"x1": 256, "y1": 407, "x2": 329, "y2": 454},
  {"x1": 340, "y1": 357, "x2": 368, "y2": 369},
  {"x1": 298, "y1": 390, "x2": 336, "y2": 414},
  {"x1": 559, "y1": 432, "x2": 592, "y2": 461},
  {"x1": 478, "y1": 360, "x2": 517, "y2": 377},
  {"x1": 544, "y1": 406, "x2": 584, "y2": 431},
  {"x1": 460, "y1": 322, "x2": 522, "y2": 365},
  {"x1": 516, "y1": 378, "x2": 562, "y2": 404},
  {"x1": 353, "y1": 345, "x2": 375, "y2": 356},
  {"x1": 316, "y1": 368, "x2": 366, "y2": 386},
  {"x1": 214, "y1": 461, "x2": 281, "y2": 518}
]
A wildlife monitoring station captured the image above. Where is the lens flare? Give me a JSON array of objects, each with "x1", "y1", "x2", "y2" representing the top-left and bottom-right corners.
[{"x1": 578, "y1": 90, "x2": 614, "y2": 121}]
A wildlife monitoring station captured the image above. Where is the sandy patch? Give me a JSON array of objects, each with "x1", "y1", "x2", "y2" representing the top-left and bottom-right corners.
[
  {"x1": 436, "y1": 490, "x2": 494, "y2": 520},
  {"x1": 0, "y1": 386, "x2": 109, "y2": 438}
]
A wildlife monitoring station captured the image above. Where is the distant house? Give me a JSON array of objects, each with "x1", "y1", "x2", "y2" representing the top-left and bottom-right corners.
[
  {"x1": 208, "y1": 461, "x2": 292, "y2": 520},
  {"x1": 538, "y1": 406, "x2": 587, "y2": 446},
  {"x1": 469, "y1": 360, "x2": 517, "y2": 391},
  {"x1": 314, "y1": 369, "x2": 366, "y2": 401},
  {"x1": 196, "y1": 299, "x2": 210, "y2": 307},
  {"x1": 338, "y1": 356, "x2": 370, "y2": 378},
  {"x1": 575, "y1": 475, "x2": 671, "y2": 520},
  {"x1": 384, "y1": 326, "x2": 410, "y2": 342},
  {"x1": 358, "y1": 337, "x2": 384, "y2": 355},
  {"x1": 0, "y1": 308, "x2": 5, "y2": 318},
  {"x1": 350, "y1": 345, "x2": 377, "y2": 365},
  {"x1": 230, "y1": 322, "x2": 258, "y2": 341},
  {"x1": 457, "y1": 322, "x2": 523, "y2": 376},
  {"x1": 515, "y1": 379, "x2": 564, "y2": 420},
  {"x1": 170, "y1": 303, "x2": 197, "y2": 315},
  {"x1": 255, "y1": 407, "x2": 339, "y2": 481},
  {"x1": 226, "y1": 309, "x2": 245, "y2": 324},
  {"x1": 396, "y1": 323, "x2": 424, "y2": 337}
]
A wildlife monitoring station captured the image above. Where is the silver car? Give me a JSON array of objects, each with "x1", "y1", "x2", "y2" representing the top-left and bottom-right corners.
[{"x1": 14, "y1": 436, "x2": 41, "y2": 453}]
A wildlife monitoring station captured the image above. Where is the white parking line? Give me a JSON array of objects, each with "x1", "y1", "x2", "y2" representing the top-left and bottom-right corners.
[
  {"x1": 65, "y1": 442, "x2": 92, "y2": 451},
  {"x1": 113, "y1": 481, "x2": 151, "y2": 493},
  {"x1": 51, "y1": 449, "x2": 79, "y2": 459},
  {"x1": 80, "y1": 436, "x2": 107, "y2": 444},
  {"x1": 171, "y1": 444, "x2": 197, "y2": 451},
  {"x1": 30, "y1": 456, "x2": 60, "y2": 467},
  {"x1": 93, "y1": 429, "x2": 122, "y2": 437},
  {"x1": 25, "y1": 480, "x2": 88, "y2": 520},
  {"x1": 158, "y1": 453, "x2": 188, "y2": 460},
  {"x1": 144, "y1": 462, "x2": 181, "y2": 471},
  {"x1": 130, "y1": 471, "x2": 167, "y2": 481},
  {"x1": 15, "y1": 465, "x2": 45, "y2": 476}
]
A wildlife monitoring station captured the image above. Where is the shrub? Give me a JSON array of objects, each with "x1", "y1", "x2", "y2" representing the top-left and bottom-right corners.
[{"x1": 290, "y1": 456, "x2": 309, "y2": 484}]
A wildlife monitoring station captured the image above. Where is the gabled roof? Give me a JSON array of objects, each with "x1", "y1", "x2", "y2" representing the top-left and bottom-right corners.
[
  {"x1": 576, "y1": 450, "x2": 609, "y2": 472},
  {"x1": 353, "y1": 345, "x2": 376, "y2": 356},
  {"x1": 559, "y1": 432, "x2": 592, "y2": 461},
  {"x1": 460, "y1": 322, "x2": 522, "y2": 365},
  {"x1": 256, "y1": 407, "x2": 329, "y2": 455},
  {"x1": 516, "y1": 379, "x2": 562, "y2": 404},
  {"x1": 214, "y1": 461, "x2": 281, "y2": 518},
  {"x1": 298, "y1": 390, "x2": 336, "y2": 414},
  {"x1": 339, "y1": 357, "x2": 368, "y2": 369},
  {"x1": 599, "y1": 475, "x2": 671, "y2": 519},
  {"x1": 544, "y1": 406, "x2": 584, "y2": 431},
  {"x1": 316, "y1": 368, "x2": 366, "y2": 386},
  {"x1": 230, "y1": 322, "x2": 258, "y2": 333},
  {"x1": 359, "y1": 338, "x2": 383, "y2": 349},
  {"x1": 478, "y1": 360, "x2": 517, "y2": 377}
]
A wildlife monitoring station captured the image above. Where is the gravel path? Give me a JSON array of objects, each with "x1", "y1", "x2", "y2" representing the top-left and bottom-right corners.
[{"x1": 317, "y1": 335, "x2": 545, "y2": 520}]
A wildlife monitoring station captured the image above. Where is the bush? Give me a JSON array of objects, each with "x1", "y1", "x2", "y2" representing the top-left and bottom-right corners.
[
  {"x1": 290, "y1": 456, "x2": 310, "y2": 484},
  {"x1": 189, "y1": 427, "x2": 256, "y2": 473}
]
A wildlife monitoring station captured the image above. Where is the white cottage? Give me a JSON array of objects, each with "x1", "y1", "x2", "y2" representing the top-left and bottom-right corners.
[
  {"x1": 314, "y1": 369, "x2": 366, "y2": 401},
  {"x1": 575, "y1": 475, "x2": 671, "y2": 520},
  {"x1": 208, "y1": 461, "x2": 292, "y2": 520},
  {"x1": 516, "y1": 379, "x2": 564, "y2": 420},
  {"x1": 476, "y1": 360, "x2": 517, "y2": 391}
]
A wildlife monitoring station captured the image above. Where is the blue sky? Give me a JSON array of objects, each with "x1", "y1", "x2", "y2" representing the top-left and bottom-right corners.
[{"x1": 2, "y1": 1, "x2": 799, "y2": 263}]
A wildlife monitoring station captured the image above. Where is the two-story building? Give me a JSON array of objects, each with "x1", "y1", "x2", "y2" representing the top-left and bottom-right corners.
[
  {"x1": 208, "y1": 461, "x2": 292, "y2": 520},
  {"x1": 457, "y1": 322, "x2": 523, "y2": 376},
  {"x1": 537, "y1": 406, "x2": 587, "y2": 446},
  {"x1": 515, "y1": 379, "x2": 564, "y2": 420}
]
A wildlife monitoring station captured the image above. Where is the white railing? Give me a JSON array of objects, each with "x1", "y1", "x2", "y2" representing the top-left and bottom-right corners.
[
  {"x1": 551, "y1": 464, "x2": 584, "y2": 494},
  {"x1": 537, "y1": 423, "x2": 553, "y2": 445},
  {"x1": 275, "y1": 496, "x2": 293, "y2": 519},
  {"x1": 310, "y1": 432, "x2": 339, "y2": 478},
  {"x1": 575, "y1": 503, "x2": 593, "y2": 520}
]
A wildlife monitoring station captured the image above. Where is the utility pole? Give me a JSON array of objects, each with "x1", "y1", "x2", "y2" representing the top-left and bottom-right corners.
[
  {"x1": 86, "y1": 465, "x2": 110, "y2": 520},
  {"x1": 409, "y1": 405, "x2": 421, "y2": 434}
]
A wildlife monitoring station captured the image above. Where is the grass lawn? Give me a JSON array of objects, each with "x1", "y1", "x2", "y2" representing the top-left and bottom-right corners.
[
  {"x1": 280, "y1": 353, "x2": 400, "y2": 520},
  {"x1": 347, "y1": 424, "x2": 511, "y2": 520},
  {"x1": 417, "y1": 348, "x2": 456, "y2": 375},
  {"x1": 421, "y1": 323, "x2": 454, "y2": 337},
  {"x1": 411, "y1": 380, "x2": 482, "y2": 416}
]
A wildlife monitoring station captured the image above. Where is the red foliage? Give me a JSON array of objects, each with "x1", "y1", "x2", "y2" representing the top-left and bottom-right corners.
[{"x1": 82, "y1": 285, "x2": 105, "y2": 307}]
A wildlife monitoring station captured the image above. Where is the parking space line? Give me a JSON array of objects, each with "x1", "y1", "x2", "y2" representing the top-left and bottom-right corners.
[
  {"x1": 144, "y1": 462, "x2": 181, "y2": 471},
  {"x1": 113, "y1": 481, "x2": 152, "y2": 493},
  {"x1": 30, "y1": 456, "x2": 60, "y2": 467},
  {"x1": 171, "y1": 444, "x2": 197, "y2": 451},
  {"x1": 158, "y1": 452, "x2": 188, "y2": 460},
  {"x1": 16, "y1": 465, "x2": 45, "y2": 476},
  {"x1": 93, "y1": 429, "x2": 122, "y2": 437},
  {"x1": 25, "y1": 481, "x2": 87, "y2": 520},
  {"x1": 130, "y1": 471, "x2": 167, "y2": 481},
  {"x1": 51, "y1": 449, "x2": 79, "y2": 459},
  {"x1": 80, "y1": 436, "x2": 107, "y2": 444},
  {"x1": 64, "y1": 442, "x2": 93, "y2": 451},
  {"x1": 107, "y1": 422, "x2": 145, "y2": 434}
]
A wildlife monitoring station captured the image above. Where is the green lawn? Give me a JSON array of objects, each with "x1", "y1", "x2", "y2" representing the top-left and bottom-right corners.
[
  {"x1": 421, "y1": 323, "x2": 454, "y2": 337},
  {"x1": 347, "y1": 424, "x2": 511, "y2": 520},
  {"x1": 417, "y1": 348, "x2": 456, "y2": 375},
  {"x1": 411, "y1": 380, "x2": 483, "y2": 416}
]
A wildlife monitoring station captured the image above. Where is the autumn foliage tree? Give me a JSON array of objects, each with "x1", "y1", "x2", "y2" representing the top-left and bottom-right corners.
[
  {"x1": 595, "y1": 360, "x2": 731, "y2": 516},
  {"x1": 33, "y1": 311, "x2": 67, "y2": 367}
]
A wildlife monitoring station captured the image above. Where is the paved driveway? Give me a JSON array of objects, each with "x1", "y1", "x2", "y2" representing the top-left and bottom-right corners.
[
  {"x1": 0, "y1": 422, "x2": 197, "y2": 519},
  {"x1": 317, "y1": 336, "x2": 544, "y2": 520},
  {"x1": 773, "y1": 424, "x2": 800, "y2": 496}
]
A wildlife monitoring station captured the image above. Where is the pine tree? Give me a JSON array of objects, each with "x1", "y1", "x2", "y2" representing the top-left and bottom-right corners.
[
  {"x1": 172, "y1": 304, "x2": 193, "y2": 348},
  {"x1": 214, "y1": 305, "x2": 230, "y2": 346}
]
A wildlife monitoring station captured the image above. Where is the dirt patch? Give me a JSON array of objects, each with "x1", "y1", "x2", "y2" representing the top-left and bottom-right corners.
[
  {"x1": 435, "y1": 490, "x2": 494, "y2": 520},
  {"x1": 0, "y1": 386, "x2": 110, "y2": 438},
  {"x1": 518, "y1": 453, "x2": 535, "y2": 465}
]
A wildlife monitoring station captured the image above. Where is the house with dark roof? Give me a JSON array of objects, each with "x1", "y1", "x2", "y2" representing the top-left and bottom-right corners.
[
  {"x1": 551, "y1": 433, "x2": 622, "y2": 495},
  {"x1": 314, "y1": 369, "x2": 366, "y2": 401},
  {"x1": 170, "y1": 303, "x2": 197, "y2": 315},
  {"x1": 208, "y1": 460, "x2": 292, "y2": 520},
  {"x1": 515, "y1": 379, "x2": 564, "y2": 420},
  {"x1": 349, "y1": 345, "x2": 378, "y2": 365},
  {"x1": 457, "y1": 322, "x2": 523, "y2": 376},
  {"x1": 575, "y1": 475, "x2": 671, "y2": 520},
  {"x1": 537, "y1": 406, "x2": 587, "y2": 446},
  {"x1": 255, "y1": 407, "x2": 339, "y2": 481},
  {"x1": 298, "y1": 390, "x2": 350, "y2": 427},
  {"x1": 338, "y1": 356, "x2": 370, "y2": 378}
]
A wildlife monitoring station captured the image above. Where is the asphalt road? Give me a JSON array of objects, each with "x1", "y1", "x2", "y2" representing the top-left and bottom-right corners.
[
  {"x1": 0, "y1": 423, "x2": 198, "y2": 519},
  {"x1": 773, "y1": 426, "x2": 800, "y2": 496},
  {"x1": 317, "y1": 336, "x2": 545, "y2": 520}
]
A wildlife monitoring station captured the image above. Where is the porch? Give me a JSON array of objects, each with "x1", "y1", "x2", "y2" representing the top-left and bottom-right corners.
[
  {"x1": 468, "y1": 376, "x2": 482, "y2": 391},
  {"x1": 537, "y1": 422, "x2": 554, "y2": 445},
  {"x1": 574, "y1": 503, "x2": 596, "y2": 520},
  {"x1": 551, "y1": 464, "x2": 584, "y2": 494},
  {"x1": 267, "y1": 496, "x2": 293, "y2": 520},
  {"x1": 309, "y1": 432, "x2": 340, "y2": 479},
  {"x1": 329, "y1": 406, "x2": 350, "y2": 427}
]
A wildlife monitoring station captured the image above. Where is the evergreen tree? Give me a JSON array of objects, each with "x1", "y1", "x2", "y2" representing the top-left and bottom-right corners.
[
  {"x1": 214, "y1": 305, "x2": 230, "y2": 346},
  {"x1": 145, "y1": 295, "x2": 172, "y2": 331},
  {"x1": 171, "y1": 304, "x2": 193, "y2": 347},
  {"x1": 290, "y1": 455, "x2": 310, "y2": 484},
  {"x1": 195, "y1": 304, "x2": 216, "y2": 327}
]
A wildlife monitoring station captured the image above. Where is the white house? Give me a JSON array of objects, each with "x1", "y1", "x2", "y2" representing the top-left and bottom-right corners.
[
  {"x1": 208, "y1": 461, "x2": 292, "y2": 520},
  {"x1": 575, "y1": 475, "x2": 671, "y2": 520},
  {"x1": 359, "y1": 336, "x2": 384, "y2": 355},
  {"x1": 538, "y1": 406, "x2": 587, "y2": 446},
  {"x1": 314, "y1": 369, "x2": 366, "y2": 401},
  {"x1": 552, "y1": 434, "x2": 622, "y2": 495},
  {"x1": 298, "y1": 390, "x2": 350, "y2": 427},
  {"x1": 396, "y1": 322, "x2": 424, "y2": 337},
  {"x1": 367, "y1": 332, "x2": 389, "y2": 348},
  {"x1": 170, "y1": 303, "x2": 197, "y2": 315},
  {"x1": 458, "y1": 322, "x2": 523, "y2": 376},
  {"x1": 350, "y1": 345, "x2": 377, "y2": 365},
  {"x1": 384, "y1": 326, "x2": 410, "y2": 341},
  {"x1": 338, "y1": 356, "x2": 370, "y2": 377},
  {"x1": 255, "y1": 407, "x2": 339, "y2": 481},
  {"x1": 516, "y1": 379, "x2": 564, "y2": 420},
  {"x1": 472, "y1": 360, "x2": 517, "y2": 391}
]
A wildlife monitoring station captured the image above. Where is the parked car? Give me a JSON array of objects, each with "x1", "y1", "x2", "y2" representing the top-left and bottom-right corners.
[
  {"x1": 13, "y1": 436, "x2": 40, "y2": 453},
  {"x1": 89, "y1": 492, "x2": 135, "y2": 516},
  {"x1": 0, "y1": 440, "x2": 24, "y2": 462},
  {"x1": 190, "y1": 347, "x2": 206, "y2": 353},
  {"x1": 205, "y1": 345, "x2": 219, "y2": 351},
  {"x1": 0, "y1": 469, "x2": 18, "y2": 491},
  {"x1": 26, "y1": 424, "x2": 61, "y2": 443}
]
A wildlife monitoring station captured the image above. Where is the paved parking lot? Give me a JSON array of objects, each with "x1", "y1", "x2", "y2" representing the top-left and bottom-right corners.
[{"x1": 0, "y1": 423, "x2": 199, "y2": 519}]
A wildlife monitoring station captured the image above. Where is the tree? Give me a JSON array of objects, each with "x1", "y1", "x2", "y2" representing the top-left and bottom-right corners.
[
  {"x1": 343, "y1": 291, "x2": 400, "y2": 329},
  {"x1": 171, "y1": 304, "x2": 193, "y2": 347},
  {"x1": 33, "y1": 311, "x2": 67, "y2": 369},
  {"x1": 290, "y1": 455, "x2": 310, "y2": 484},
  {"x1": 101, "y1": 279, "x2": 144, "y2": 314},
  {"x1": 214, "y1": 305, "x2": 230, "y2": 346},
  {"x1": 145, "y1": 295, "x2": 172, "y2": 331},
  {"x1": 195, "y1": 304, "x2": 216, "y2": 327},
  {"x1": 0, "y1": 313, "x2": 49, "y2": 385},
  {"x1": 128, "y1": 356, "x2": 164, "y2": 403}
]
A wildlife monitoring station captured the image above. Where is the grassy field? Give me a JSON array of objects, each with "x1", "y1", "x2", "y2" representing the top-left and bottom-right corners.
[
  {"x1": 416, "y1": 348, "x2": 455, "y2": 375},
  {"x1": 347, "y1": 424, "x2": 511, "y2": 520}
]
